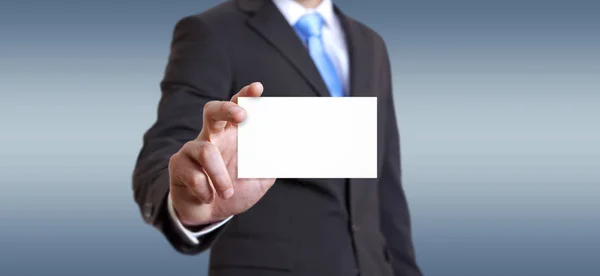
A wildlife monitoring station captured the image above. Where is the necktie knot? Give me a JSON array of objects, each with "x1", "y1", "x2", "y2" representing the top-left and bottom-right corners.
[{"x1": 295, "y1": 13, "x2": 324, "y2": 39}]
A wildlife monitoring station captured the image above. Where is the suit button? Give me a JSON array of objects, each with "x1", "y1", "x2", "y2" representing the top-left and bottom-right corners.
[{"x1": 351, "y1": 224, "x2": 359, "y2": 232}]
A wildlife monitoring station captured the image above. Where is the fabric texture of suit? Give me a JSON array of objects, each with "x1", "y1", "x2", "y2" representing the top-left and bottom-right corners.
[{"x1": 132, "y1": 0, "x2": 422, "y2": 275}]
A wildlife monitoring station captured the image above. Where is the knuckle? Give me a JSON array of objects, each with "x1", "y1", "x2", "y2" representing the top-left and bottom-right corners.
[
  {"x1": 219, "y1": 101, "x2": 229, "y2": 114},
  {"x1": 182, "y1": 141, "x2": 202, "y2": 159},
  {"x1": 169, "y1": 152, "x2": 182, "y2": 167},
  {"x1": 198, "y1": 142, "x2": 216, "y2": 161},
  {"x1": 190, "y1": 172, "x2": 207, "y2": 189},
  {"x1": 204, "y1": 100, "x2": 225, "y2": 116},
  {"x1": 204, "y1": 101, "x2": 216, "y2": 111},
  {"x1": 180, "y1": 141, "x2": 195, "y2": 154}
]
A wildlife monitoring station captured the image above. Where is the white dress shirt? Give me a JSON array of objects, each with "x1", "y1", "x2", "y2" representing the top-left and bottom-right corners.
[
  {"x1": 168, "y1": 0, "x2": 350, "y2": 245},
  {"x1": 274, "y1": 0, "x2": 350, "y2": 93}
]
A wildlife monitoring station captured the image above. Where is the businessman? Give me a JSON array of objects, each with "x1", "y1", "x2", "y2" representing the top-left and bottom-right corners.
[{"x1": 133, "y1": 0, "x2": 422, "y2": 275}]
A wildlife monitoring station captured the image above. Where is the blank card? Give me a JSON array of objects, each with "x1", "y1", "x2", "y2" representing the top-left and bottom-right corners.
[{"x1": 237, "y1": 97, "x2": 377, "y2": 179}]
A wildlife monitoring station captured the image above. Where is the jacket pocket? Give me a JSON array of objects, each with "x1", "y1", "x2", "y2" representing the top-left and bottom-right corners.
[{"x1": 209, "y1": 237, "x2": 293, "y2": 271}]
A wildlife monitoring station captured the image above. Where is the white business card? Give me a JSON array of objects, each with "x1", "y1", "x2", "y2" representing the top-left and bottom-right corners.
[{"x1": 237, "y1": 97, "x2": 377, "y2": 179}]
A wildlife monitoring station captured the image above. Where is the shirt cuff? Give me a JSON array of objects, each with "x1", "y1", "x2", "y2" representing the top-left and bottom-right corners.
[{"x1": 167, "y1": 192, "x2": 233, "y2": 245}]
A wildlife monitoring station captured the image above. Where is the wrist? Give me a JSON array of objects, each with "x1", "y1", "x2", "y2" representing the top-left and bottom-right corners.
[
  {"x1": 172, "y1": 200, "x2": 230, "y2": 228},
  {"x1": 172, "y1": 203, "x2": 214, "y2": 226}
]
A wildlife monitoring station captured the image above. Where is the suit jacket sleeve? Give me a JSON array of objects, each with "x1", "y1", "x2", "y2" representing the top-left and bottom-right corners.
[
  {"x1": 132, "y1": 15, "x2": 234, "y2": 255},
  {"x1": 378, "y1": 41, "x2": 423, "y2": 276}
]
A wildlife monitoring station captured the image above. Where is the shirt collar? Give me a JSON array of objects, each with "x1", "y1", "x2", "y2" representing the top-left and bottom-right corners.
[{"x1": 272, "y1": 0, "x2": 336, "y2": 28}]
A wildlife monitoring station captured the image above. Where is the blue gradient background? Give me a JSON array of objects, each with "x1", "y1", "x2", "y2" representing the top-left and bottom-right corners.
[{"x1": 1, "y1": 0, "x2": 599, "y2": 275}]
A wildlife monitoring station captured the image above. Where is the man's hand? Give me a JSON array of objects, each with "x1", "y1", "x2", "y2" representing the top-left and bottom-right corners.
[{"x1": 168, "y1": 82, "x2": 276, "y2": 226}]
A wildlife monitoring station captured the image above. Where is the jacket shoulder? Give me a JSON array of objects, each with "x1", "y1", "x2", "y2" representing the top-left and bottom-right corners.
[
  {"x1": 177, "y1": 1, "x2": 245, "y2": 29},
  {"x1": 343, "y1": 15, "x2": 388, "y2": 50}
]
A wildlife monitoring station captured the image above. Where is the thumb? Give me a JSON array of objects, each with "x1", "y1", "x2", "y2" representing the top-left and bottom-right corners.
[{"x1": 231, "y1": 82, "x2": 264, "y2": 104}]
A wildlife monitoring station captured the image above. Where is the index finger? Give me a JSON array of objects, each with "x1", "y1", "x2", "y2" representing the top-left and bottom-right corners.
[{"x1": 202, "y1": 101, "x2": 246, "y2": 133}]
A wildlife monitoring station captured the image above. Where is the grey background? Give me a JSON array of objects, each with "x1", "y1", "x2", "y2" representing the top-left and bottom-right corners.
[{"x1": 1, "y1": 0, "x2": 599, "y2": 275}]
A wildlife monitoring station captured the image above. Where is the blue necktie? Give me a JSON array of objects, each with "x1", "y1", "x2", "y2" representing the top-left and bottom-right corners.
[{"x1": 295, "y1": 13, "x2": 344, "y2": 97}]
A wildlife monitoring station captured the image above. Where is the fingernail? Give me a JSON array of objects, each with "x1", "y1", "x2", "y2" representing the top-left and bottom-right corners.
[{"x1": 223, "y1": 188, "x2": 234, "y2": 199}]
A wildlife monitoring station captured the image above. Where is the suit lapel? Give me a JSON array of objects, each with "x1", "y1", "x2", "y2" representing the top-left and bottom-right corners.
[
  {"x1": 339, "y1": 9, "x2": 373, "y2": 99},
  {"x1": 336, "y1": 7, "x2": 378, "y2": 220},
  {"x1": 241, "y1": 0, "x2": 330, "y2": 97}
]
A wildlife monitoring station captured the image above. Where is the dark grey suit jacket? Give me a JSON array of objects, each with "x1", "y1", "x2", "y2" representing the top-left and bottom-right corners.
[{"x1": 133, "y1": 0, "x2": 422, "y2": 275}]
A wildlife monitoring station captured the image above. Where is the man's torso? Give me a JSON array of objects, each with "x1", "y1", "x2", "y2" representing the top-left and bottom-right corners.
[{"x1": 183, "y1": 1, "x2": 394, "y2": 275}]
